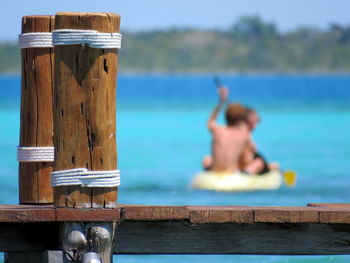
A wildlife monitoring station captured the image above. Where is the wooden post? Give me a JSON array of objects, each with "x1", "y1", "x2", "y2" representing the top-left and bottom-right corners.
[
  {"x1": 53, "y1": 12, "x2": 120, "y2": 262},
  {"x1": 19, "y1": 15, "x2": 55, "y2": 204},
  {"x1": 53, "y1": 12, "x2": 120, "y2": 208},
  {"x1": 11, "y1": 15, "x2": 58, "y2": 263}
]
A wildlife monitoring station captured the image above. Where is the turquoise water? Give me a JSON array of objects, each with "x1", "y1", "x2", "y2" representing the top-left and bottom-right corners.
[{"x1": 1, "y1": 74, "x2": 350, "y2": 262}]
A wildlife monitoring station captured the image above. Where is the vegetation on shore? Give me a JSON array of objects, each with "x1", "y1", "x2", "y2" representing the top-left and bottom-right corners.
[
  {"x1": 0, "y1": 43, "x2": 20, "y2": 73},
  {"x1": 1, "y1": 16, "x2": 350, "y2": 73}
]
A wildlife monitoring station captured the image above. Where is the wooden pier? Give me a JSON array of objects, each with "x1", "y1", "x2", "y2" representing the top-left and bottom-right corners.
[
  {"x1": 2, "y1": 204, "x2": 350, "y2": 256},
  {"x1": 5, "y1": 11, "x2": 350, "y2": 262}
]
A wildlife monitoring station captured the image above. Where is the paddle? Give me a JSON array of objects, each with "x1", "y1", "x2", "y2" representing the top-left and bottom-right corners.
[
  {"x1": 213, "y1": 75, "x2": 222, "y2": 88},
  {"x1": 283, "y1": 170, "x2": 297, "y2": 187},
  {"x1": 213, "y1": 76, "x2": 298, "y2": 187}
]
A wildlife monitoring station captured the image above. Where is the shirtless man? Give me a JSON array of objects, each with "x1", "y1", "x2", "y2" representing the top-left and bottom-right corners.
[
  {"x1": 202, "y1": 87, "x2": 250, "y2": 173},
  {"x1": 239, "y1": 108, "x2": 279, "y2": 174}
]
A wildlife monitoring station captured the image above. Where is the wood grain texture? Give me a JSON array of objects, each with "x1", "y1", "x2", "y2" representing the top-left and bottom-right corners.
[
  {"x1": 0, "y1": 205, "x2": 350, "y2": 224},
  {"x1": 2, "y1": 221, "x2": 350, "y2": 254},
  {"x1": 0, "y1": 206, "x2": 120, "y2": 222},
  {"x1": 307, "y1": 204, "x2": 350, "y2": 223},
  {"x1": 115, "y1": 221, "x2": 350, "y2": 255},
  {"x1": 19, "y1": 15, "x2": 55, "y2": 204},
  {"x1": 56, "y1": 208, "x2": 120, "y2": 221},
  {"x1": 53, "y1": 12, "x2": 120, "y2": 208},
  {"x1": 188, "y1": 206, "x2": 253, "y2": 223},
  {"x1": 0, "y1": 209, "x2": 55, "y2": 223},
  {"x1": 254, "y1": 207, "x2": 320, "y2": 223},
  {"x1": 0, "y1": 205, "x2": 55, "y2": 223},
  {"x1": 319, "y1": 211, "x2": 350, "y2": 223},
  {"x1": 122, "y1": 205, "x2": 189, "y2": 220}
]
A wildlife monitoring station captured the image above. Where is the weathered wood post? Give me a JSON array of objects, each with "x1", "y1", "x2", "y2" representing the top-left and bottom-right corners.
[
  {"x1": 7, "y1": 14, "x2": 56, "y2": 263},
  {"x1": 18, "y1": 15, "x2": 55, "y2": 204},
  {"x1": 53, "y1": 12, "x2": 119, "y2": 209},
  {"x1": 52, "y1": 12, "x2": 121, "y2": 263}
]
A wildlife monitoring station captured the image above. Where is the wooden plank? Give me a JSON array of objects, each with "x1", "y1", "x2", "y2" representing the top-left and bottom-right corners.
[
  {"x1": 254, "y1": 206, "x2": 350, "y2": 224},
  {"x1": 122, "y1": 205, "x2": 189, "y2": 220},
  {"x1": 1, "y1": 216, "x2": 350, "y2": 254},
  {"x1": 115, "y1": 221, "x2": 350, "y2": 255},
  {"x1": 0, "y1": 206, "x2": 121, "y2": 222},
  {"x1": 188, "y1": 206, "x2": 253, "y2": 223},
  {"x1": 186, "y1": 205, "x2": 350, "y2": 224},
  {"x1": 19, "y1": 15, "x2": 55, "y2": 204},
  {"x1": 319, "y1": 211, "x2": 350, "y2": 223},
  {"x1": 56, "y1": 208, "x2": 120, "y2": 221},
  {"x1": 0, "y1": 207, "x2": 55, "y2": 222},
  {"x1": 254, "y1": 207, "x2": 319, "y2": 223},
  {"x1": 0, "y1": 205, "x2": 54, "y2": 209},
  {"x1": 305, "y1": 204, "x2": 350, "y2": 223},
  {"x1": 0, "y1": 205, "x2": 349, "y2": 224},
  {"x1": 53, "y1": 12, "x2": 120, "y2": 208}
]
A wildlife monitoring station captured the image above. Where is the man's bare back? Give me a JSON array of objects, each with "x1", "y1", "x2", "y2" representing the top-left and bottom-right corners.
[
  {"x1": 206, "y1": 87, "x2": 250, "y2": 173},
  {"x1": 210, "y1": 124, "x2": 250, "y2": 172}
]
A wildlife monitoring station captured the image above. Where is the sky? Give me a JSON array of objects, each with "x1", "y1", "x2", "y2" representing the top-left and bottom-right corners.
[{"x1": 1, "y1": 0, "x2": 350, "y2": 41}]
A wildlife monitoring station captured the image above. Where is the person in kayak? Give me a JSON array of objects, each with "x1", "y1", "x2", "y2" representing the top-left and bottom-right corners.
[
  {"x1": 202, "y1": 86, "x2": 250, "y2": 173},
  {"x1": 239, "y1": 107, "x2": 279, "y2": 174}
]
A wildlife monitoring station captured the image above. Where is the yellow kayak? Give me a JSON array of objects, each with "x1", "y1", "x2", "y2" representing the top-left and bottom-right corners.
[{"x1": 191, "y1": 170, "x2": 296, "y2": 192}]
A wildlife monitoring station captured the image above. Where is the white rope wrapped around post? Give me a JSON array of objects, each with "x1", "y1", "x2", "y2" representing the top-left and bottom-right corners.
[
  {"x1": 18, "y1": 29, "x2": 122, "y2": 49},
  {"x1": 50, "y1": 28, "x2": 122, "y2": 188},
  {"x1": 17, "y1": 146, "x2": 55, "y2": 162},
  {"x1": 51, "y1": 168, "x2": 120, "y2": 187},
  {"x1": 52, "y1": 29, "x2": 122, "y2": 49},
  {"x1": 18, "y1": 32, "x2": 53, "y2": 48}
]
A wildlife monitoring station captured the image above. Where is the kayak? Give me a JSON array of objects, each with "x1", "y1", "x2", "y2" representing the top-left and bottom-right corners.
[{"x1": 191, "y1": 170, "x2": 287, "y2": 192}]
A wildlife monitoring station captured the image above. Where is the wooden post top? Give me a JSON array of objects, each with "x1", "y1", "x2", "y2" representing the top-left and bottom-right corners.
[
  {"x1": 55, "y1": 12, "x2": 120, "y2": 32},
  {"x1": 55, "y1": 12, "x2": 120, "y2": 17},
  {"x1": 21, "y1": 15, "x2": 54, "y2": 34}
]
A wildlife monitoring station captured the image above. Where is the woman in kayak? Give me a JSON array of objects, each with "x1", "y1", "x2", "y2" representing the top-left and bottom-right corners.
[{"x1": 239, "y1": 107, "x2": 280, "y2": 175}]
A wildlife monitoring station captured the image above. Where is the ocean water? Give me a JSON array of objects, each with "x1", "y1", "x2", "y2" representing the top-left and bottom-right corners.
[{"x1": 1, "y1": 74, "x2": 350, "y2": 262}]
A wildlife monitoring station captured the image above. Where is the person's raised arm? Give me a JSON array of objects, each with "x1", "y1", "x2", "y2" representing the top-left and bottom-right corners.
[{"x1": 207, "y1": 86, "x2": 229, "y2": 131}]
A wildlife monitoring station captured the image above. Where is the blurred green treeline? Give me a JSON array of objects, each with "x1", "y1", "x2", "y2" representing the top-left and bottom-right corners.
[{"x1": 1, "y1": 16, "x2": 350, "y2": 73}]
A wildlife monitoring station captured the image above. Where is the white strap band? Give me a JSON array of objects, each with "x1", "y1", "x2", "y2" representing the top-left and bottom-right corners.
[
  {"x1": 51, "y1": 168, "x2": 120, "y2": 187},
  {"x1": 52, "y1": 29, "x2": 122, "y2": 49},
  {"x1": 18, "y1": 32, "x2": 53, "y2": 48},
  {"x1": 17, "y1": 146, "x2": 55, "y2": 162}
]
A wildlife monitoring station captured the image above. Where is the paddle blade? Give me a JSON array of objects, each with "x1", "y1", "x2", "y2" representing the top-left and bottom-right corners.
[
  {"x1": 213, "y1": 75, "x2": 222, "y2": 87},
  {"x1": 283, "y1": 170, "x2": 297, "y2": 187}
]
